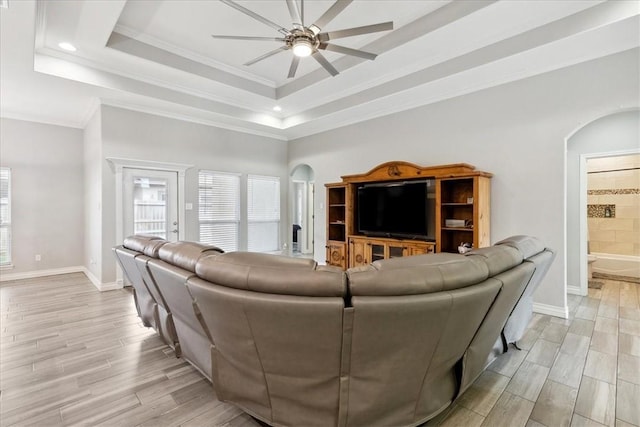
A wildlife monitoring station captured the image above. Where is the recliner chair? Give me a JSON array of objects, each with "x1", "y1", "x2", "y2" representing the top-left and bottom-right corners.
[
  {"x1": 145, "y1": 241, "x2": 224, "y2": 380},
  {"x1": 113, "y1": 235, "x2": 165, "y2": 329}
]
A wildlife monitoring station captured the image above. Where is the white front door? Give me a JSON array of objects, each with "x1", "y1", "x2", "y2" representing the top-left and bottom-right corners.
[{"x1": 123, "y1": 168, "x2": 179, "y2": 242}]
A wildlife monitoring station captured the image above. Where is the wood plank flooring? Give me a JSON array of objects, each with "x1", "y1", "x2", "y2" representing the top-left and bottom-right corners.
[
  {"x1": 1, "y1": 273, "x2": 638, "y2": 427},
  {"x1": 427, "y1": 277, "x2": 640, "y2": 427}
]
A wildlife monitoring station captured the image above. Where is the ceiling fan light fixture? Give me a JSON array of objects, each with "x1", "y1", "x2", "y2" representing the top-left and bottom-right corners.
[{"x1": 292, "y1": 39, "x2": 313, "y2": 57}]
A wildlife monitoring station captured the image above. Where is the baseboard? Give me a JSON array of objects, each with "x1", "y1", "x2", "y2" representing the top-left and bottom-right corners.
[
  {"x1": 567, "y1": 285, "x2": 585, "y2": 296},
  {"x1": 0, "y1": 265, "x2": 123, "y2": 292},
  {"x1": 0, "y1": 266, "x2": 85, "y2": 282},
  {"x1": 82, "y1": 268, "x2": 122, "y2": 292},
  {"x1": 533, "y1": 302, "x2": 569, "y2": 319},
  {"x1": 95, "y1": 281, "x2": 122, "y2": 292}
]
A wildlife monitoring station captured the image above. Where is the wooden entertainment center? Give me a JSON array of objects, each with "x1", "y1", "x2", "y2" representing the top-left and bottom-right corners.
[{"x1": 325, "y1": 161, "x2": 492, "y2": 269}]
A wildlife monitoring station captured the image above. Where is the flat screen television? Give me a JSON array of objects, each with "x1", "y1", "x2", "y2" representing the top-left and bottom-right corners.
[{"x1": 356, "y1": 179, "x2": 436, "y2": 241}]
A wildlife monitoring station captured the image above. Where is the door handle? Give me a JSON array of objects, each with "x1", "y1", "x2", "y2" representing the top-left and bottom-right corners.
[{"x1": 171, "y1": 229, "x2": 179, "y2": 234}]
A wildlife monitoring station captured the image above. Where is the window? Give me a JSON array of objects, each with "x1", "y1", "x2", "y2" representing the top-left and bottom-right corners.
[
  {"x1": 248, "y1": 175, "x2": 280, "y2": 252},
  {"x1": 133, "y1": 177, "x2": 168, "y2": 239},
  {"x1": 0, "y1": 167, "x2": 11, "y2": 267},
  {"x1": 199, "y1": 171, "x2": 240, "y2": 252}
]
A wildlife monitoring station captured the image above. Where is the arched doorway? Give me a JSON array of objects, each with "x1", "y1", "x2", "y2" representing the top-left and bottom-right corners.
[
  {"x1": 565, "y1": 110, "x2": 640, "y2": 296},
  {"x1": 290, "y1": 164, "x2": 315, "y2": 257}
]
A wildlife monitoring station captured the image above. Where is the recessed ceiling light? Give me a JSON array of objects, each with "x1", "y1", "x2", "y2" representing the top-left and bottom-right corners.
[
  {"x1": 58, "y1": 42, "x2": 77, "y2": 52},
  {"x1": 273, "y1": 106, "x2": 282, "y2": 112}
]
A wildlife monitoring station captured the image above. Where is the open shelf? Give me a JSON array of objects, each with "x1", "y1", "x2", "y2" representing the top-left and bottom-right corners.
[
  {"x1": 437, "y1": 175, "x2": 491, "y2": 253},
  {"x1": 325, "y1": 184, "x2": 349, "y2": 269}
]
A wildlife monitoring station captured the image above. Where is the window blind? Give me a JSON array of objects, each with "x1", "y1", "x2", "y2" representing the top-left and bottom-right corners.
[
  {"x1": 199, "y1": 171, "x2": 240, "y2": 252},
  {"x1": 0, "y1": 167, "x2": 11, "y2": 266},
  {"x1": 247, "y1": 175, "x2": 280, "y2": 252}
]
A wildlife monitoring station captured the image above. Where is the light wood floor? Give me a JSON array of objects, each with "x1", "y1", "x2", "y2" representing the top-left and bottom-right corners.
[{"x1": 1, "y1": 273, "x2": 638, "y2": 427}]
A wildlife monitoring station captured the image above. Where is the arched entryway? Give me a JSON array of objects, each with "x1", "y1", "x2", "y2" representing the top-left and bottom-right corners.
[{"x1": 565, "y1": 110, "x2": 640, "y2": 296}]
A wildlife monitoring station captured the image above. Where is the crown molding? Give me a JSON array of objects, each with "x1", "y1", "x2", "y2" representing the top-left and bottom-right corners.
[
  {"x1": 0, "y1": 110, "x2": 84, "y2": 129},
  {"x1": 101, "y1": 98, "x2": 288, "y2": 142}
]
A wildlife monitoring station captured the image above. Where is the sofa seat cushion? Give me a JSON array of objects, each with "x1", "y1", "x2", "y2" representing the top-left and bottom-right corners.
[
  {"x1": 465, "y1": 245, "x2": 523, "y2": 277},
  {"x1": 195, "y1": 252, "x2": 346, "y2": 297},
  {"x1": 348, "y1": 253, "x2": 489, "y2": 296},
  {"x1": 158, "y1": 241, "x2": 224, "y2": 272},
  {"x1": 123, "y1": 235, "x2": 166, "y2": 257}
]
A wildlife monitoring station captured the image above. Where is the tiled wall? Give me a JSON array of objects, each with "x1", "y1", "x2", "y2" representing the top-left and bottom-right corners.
[{"x1": 587, "y1": 154, "x2": 640, "y2": 256}]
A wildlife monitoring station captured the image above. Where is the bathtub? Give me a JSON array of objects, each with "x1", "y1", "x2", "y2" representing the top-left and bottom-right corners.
[{"x1": 591, "y1": 253, "x2": 640, "y2": 279}]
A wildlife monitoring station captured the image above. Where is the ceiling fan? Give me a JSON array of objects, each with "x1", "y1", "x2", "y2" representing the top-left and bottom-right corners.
[{"x1": 211, "y1": 0, "x2": 393, "y2": 78}]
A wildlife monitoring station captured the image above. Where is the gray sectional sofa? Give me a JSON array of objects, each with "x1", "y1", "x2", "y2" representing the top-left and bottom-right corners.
[{"x1": 113, "y1": 235, "x2": 555, "y2": 427}]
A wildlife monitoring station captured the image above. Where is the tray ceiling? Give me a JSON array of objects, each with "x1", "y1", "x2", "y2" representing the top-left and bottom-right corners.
[{"x1": 1, "y1": 0, "x2": 638, "y2": 140}]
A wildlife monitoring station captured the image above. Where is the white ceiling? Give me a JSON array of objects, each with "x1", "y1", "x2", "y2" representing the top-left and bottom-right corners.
[{"x1": 1, "y1": 0, "x2": 638, "y2": 141}]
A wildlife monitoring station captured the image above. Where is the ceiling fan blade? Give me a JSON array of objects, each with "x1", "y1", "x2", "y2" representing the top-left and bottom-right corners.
[
  {"x1": 220, "y1": 0, "x2": 289, "y2": 35},
  {"x1": 212, "y1": 35, "x2": 287, "y2": 42},
  {"x1": 309, "y1": 0, "x2": 353, "y2": 35},
  {"x1": 318, "y1": 43, "x2": 377, "y2": 60},
  {"x1": 287, "y1": 56, "x2": 300, "y2": 78},
  {"x1": 318, "y1": 22, "x2": 393, "y2": 41},
  {"x1": 244, "y1": 46, "x2": 289, "y2": 66},
  {"x1": 286, "y1": 0, "x2": 303, "y2": 29},
  {"x1": 312, "y1": 51, "x2": 338, "y2": 76}
]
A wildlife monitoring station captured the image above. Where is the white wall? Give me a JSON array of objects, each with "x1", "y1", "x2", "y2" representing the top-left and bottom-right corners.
[
  {"x1": 0, "y1": 118, "x2": 84, "y2": 275},
  {"x1": 97, "y1": 106, "x2": 289, "y2": 284},
  {"x1": 289, "y1": 48, "x2": 640, "y2": 316},
  {"x1": 566, "y1": 110, "x2": 640, "y2": 292}
]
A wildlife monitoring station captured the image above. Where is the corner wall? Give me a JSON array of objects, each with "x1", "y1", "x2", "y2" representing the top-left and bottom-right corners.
[
  {"x1": 288, "y1": 48, "x2": 640, "y2": 316},
  {"x1": 83, "y1": 109, "x2": 103, "y2": 285},
  {"x1": 0, "y1": 118, "x2": 85, "y2": 278}
]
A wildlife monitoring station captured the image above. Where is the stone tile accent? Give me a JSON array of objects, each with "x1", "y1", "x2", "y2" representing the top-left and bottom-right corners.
[
  {"x1": 587, "y1": 204, "x2": 616, "y2": 218},
  {"x1": 588, "y1": 188, "x2": 640, "y2": 195}
]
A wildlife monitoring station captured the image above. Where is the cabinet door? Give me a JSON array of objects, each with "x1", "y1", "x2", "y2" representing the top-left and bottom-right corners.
[
  {"x1": 370, "y1": 241, "x2": 385, "y2": 262},
  {"x1": 406, "y1": 242, "x2": 435, "y2": 256},
  {"x1": 387, "y1": 243, "x2": 405, "y2": 259},
  {"x1": 350, "y1": 238, "x2": 368, "y2": 267},
  {"x1": 326, "y1": 243, "x2": 346, "y2": 269}
]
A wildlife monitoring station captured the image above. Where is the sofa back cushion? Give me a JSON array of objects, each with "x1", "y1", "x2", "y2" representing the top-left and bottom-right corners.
[
  {"x1": 496, "y1": 235, "x2": 546, "y2": 259},
  {"x1": 123, "y1": 235, "x2": 166, "y2": 257},
  {"x1": 347, "y1": 253, "x2": 489, "y2": 296},
  {"x1": 345, "y1": 278, "x2": 502, "y2": 426},
  {"x1": 186, "y1": 277, "x2": 346, "y2": 427},
  {"x1": 465, "y1": 245, "x2": 523, "y2": 276},
  {"x1": 158, "y1": 241, "x2": 224, "y2": 272},
  {"x1": 195, "y1": 252, "x2": 346, "y2": 297}
]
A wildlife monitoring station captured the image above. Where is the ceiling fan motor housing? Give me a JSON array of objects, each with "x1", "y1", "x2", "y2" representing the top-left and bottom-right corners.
[{"x1": 287, "y1": 29, "x2": 319, "y2": 57}]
